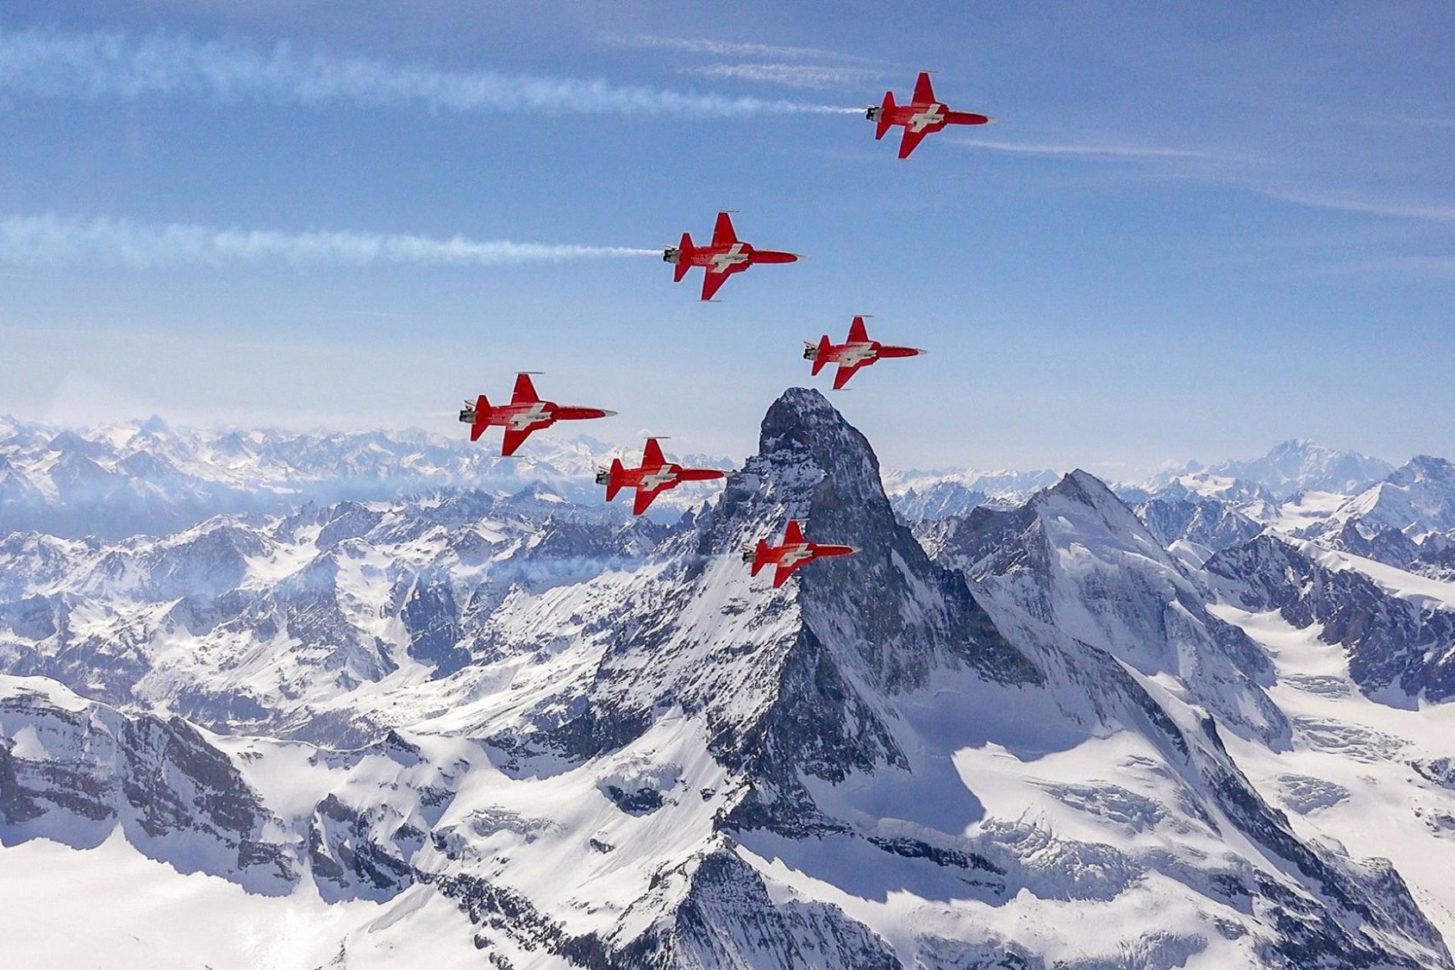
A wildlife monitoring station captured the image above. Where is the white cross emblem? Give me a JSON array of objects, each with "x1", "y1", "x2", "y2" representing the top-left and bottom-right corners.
[
  {"x1": 907, "y1": 104, "x2": 945, "y2": 132},
  {"x1": 778, "y1": 545, "x2": 813, "y2": 568},
  {"x1": 639, "y1": 466, "x2": 678, "y2": 491},
  {"x1": 709, "y1": 244, "x2": 750, "y2": 272},
  {"x1": 508, "y1": 403, "x2": 550, "y2": 430}
]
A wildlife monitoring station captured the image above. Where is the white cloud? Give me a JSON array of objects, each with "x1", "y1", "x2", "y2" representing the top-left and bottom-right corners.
[
  {"x1": 0, "y1": 214, "x2": 661, "y2": 268},
  {"x1": 0, "y1": 27, "x2": 849, "y2": 117}
]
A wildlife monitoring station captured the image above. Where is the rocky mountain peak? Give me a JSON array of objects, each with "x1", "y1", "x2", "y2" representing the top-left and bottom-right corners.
[
  {"x1": 1047, "y1": 467, "x2": 1123, "y2": 510},
  {"x1": 1392, "y1": 454, "x2": 1455, "y2": 486},
  {"x1": 756, "y1": 387, "x2": 886, "y2": 508},
  {"x1": 137, "y1": 414, "x2": 170, "y2": 436}
]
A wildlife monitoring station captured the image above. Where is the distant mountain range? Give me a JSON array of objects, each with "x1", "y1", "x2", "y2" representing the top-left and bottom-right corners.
[
  {"x1": 1151, "y1": 438, "x2": 1396, "y2": 499},
  {"x1": 0, "y1": 415, "x2": 727, "y2": 538},
  {"x1": 4, "y1": 405, "x2": 1455, "y2": 968}
]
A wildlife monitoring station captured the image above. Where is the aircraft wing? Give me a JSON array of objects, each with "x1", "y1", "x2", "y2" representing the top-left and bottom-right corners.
[
  {"x1": 772, "y1": 561, "x2": 798, "y2": 588},
  {"x1": 898, "y1": 126, "x2": 931, "y2": 159},
  {"x1": 632, "y1": 485, "x2": 663, "y2": 516},
  {"x1": 847, "y1": 316, "x2": 870, "y2": 343},
  {"x1": 511, "y1": 372, "x2": 540, "y2": 405},
  {"x1": 833, "y1": 360, "x2": 868, "y2": 390},
  {"x1": 642, "y1": 437, "x2": 666, "y2": 467},
  {"x1": 701, "y1": 268, "x2": 732, "y2": 301},
  {"x1": 912, "y1": 71, "x2": 936, "y2": 104},
  {"x1": 711, "y1": 211, "x2": 738, "y2": 247},
  {"x1": 501, "y1": 426, "x2": 534, "y2": 457}
]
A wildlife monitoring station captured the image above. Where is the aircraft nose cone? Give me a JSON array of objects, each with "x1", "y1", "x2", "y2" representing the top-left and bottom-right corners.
[{"x1": 599, "y1": 410, "x2": 618, "y2": 417}]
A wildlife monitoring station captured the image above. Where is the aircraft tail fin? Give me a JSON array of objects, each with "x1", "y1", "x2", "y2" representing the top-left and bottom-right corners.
[
  {"x1": 673, "y1": 232, "x2": 694, "y2": 283},
  {"x1": 711, "y1": 211, "x2": 738, "y2": 247},
  {"x1": 912, "y1": 71, "x2": 936, "y2": 105},
  {"x1": 470, "y1": 394, "x2": 490, "y2": 442},
  {"x1": 783, "y1": 519, "x2": 805, "y2": 545},
  {"x1": 604, "y1": 458, "x2": 625, "y2": 502},
  {"x1": 810, "y1": 335, "x2": 831, "y2": 376},
  {"x1": 876, "y1": 92, "x2": 895, "y2": 140}
]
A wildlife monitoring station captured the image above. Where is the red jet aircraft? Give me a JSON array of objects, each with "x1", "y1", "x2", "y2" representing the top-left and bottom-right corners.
[
  {"x1": 598, "y1": 437, "x2": 727, "y2": 516},
  {"x1": 459, "y1": 372, "x2": 615, "y2": 457},
  {"x1": 664, "y1": 211, "x2": 798, "y2": 301},
  {"x1": 867, "y1": 72, "x2": 993, "y2": 159},
  {"x1": 744, "y1": 519, "x2": 857, "y2": 588},
  {"x1": 806, "y1": 315, "x2": 924, "y2": 390}
]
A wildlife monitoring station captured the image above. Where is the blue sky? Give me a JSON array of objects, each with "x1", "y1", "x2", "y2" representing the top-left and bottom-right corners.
[{"x1": 1, "y1": 2, "x2": 1452, "y2": 476}]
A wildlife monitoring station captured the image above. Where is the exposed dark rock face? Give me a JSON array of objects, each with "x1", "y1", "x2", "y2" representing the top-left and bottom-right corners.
[
  {"x1": 605, "y1": 850, "x2": 903, "y2": 970},
  {"x1": 0, "y1": 684, "x2": 297, "y2": 894},
  {"x1": 397, "y1": 570, "x2": 470, "y2": 674},
  {"x1": 1135, "y1": 495, "x2": 1263, "y2": 555},
  {"x1": 1206, "y1": 535, "x2": 1455, "y2": 701},
  {"x1": 309, "y1": 793, "x2": 417, "y2": 901}
]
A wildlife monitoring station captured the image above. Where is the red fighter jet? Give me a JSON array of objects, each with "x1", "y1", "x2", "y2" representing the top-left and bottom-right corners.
[
  {"x1": 664, "y1": 211, "x2": 798, "y2": 301},
  {"x1": 805, "y1": 315, "x2": 925, "y2": 390},
  {"x1": 597, "y1": 437, "x2": 727, "y2": 516},
  {"x1": 459, "y1": 372, "x2": 615, "y2": 457},
  {"x1": 743, "y1": 519, "x2": 857, "y2": 588},
  {"x1": 867, "y1": 71, "x2": 993, "y2": 159}
]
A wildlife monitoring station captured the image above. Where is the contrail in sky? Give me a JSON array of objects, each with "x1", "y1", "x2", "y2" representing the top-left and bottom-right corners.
[
  {"x1": 0, "y1": 27, "x2": 858, "y2": 116},
  {"x1": 0, "y1": 214, "x2": 662, "y2": 268}
]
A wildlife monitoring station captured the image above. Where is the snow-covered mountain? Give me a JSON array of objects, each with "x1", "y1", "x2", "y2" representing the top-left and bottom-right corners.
[
  {"x1": 4, "y1": 397, "x2": 1455, "y2": 969},
  {"x1": 1296, "y1": 456, "x2": 1455, "y2": 573},
  {"x1": 0, "y1": 416, "x2": 731, "y2": 538},
  {"x1": 883, "y1": 467, "x2": 1060, "y2": 521},
  {"x1": 1141, "y1": 439, "x2": 1394, "y2": 502}
]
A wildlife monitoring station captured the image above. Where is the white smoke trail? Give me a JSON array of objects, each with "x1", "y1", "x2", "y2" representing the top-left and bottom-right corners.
[
  {"x1": 0, "y1": 214, "x2": 661, "y2": 269},
  {"x1": 681, "y1": 63, "x2": 886, "y2": 91},
  {"x1": 0, "y1": 27, "x2": 857, "y2": 116},
  {"x1": 600, "y1": 33, "x2": 875, "y2": 64}
]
